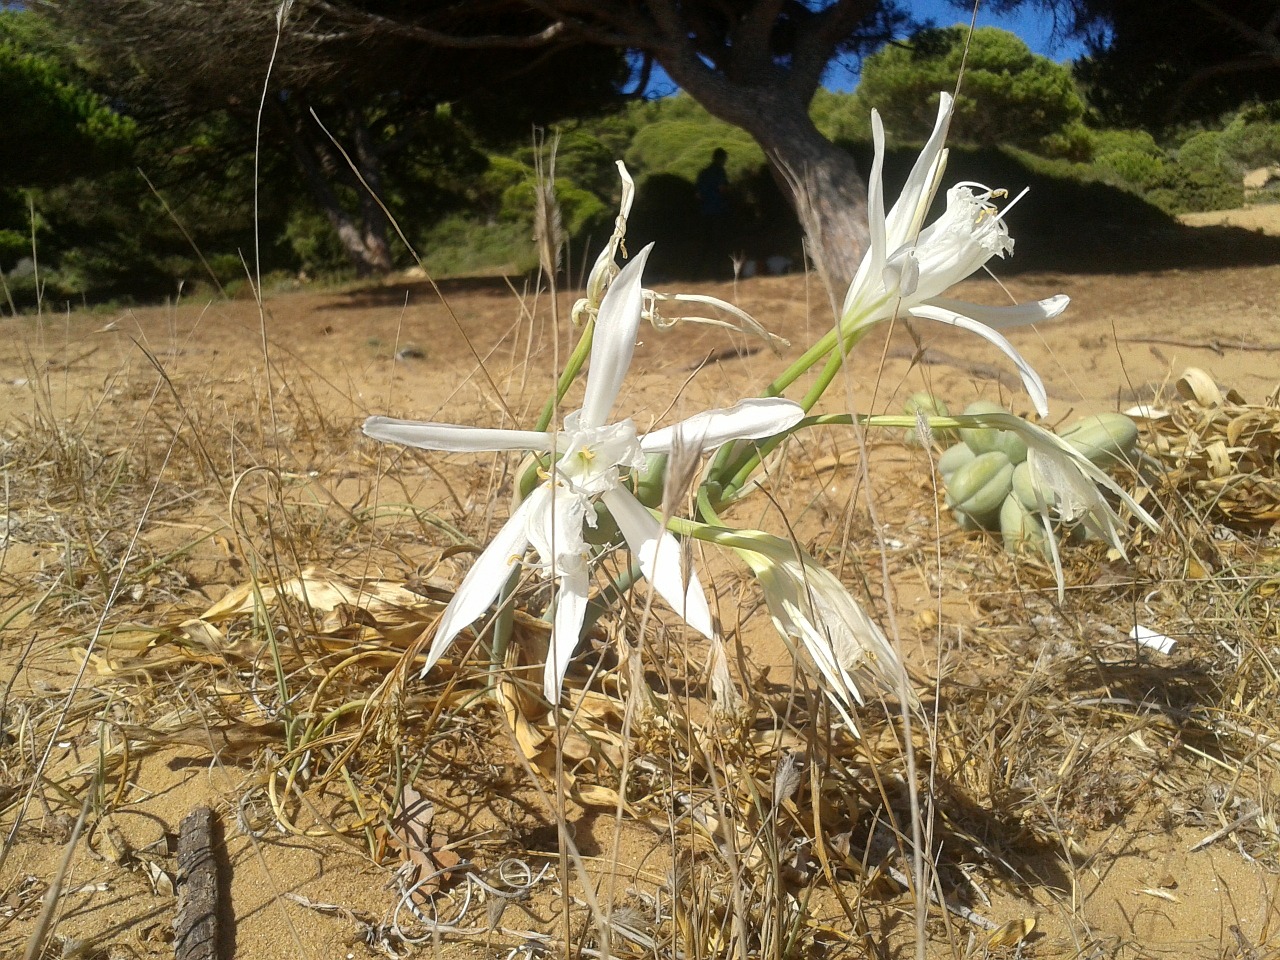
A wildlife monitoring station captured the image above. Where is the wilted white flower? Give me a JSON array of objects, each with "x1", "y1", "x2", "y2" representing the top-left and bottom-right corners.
[
  {"x1": 966, "y1": 410, "x2": 1160, "y2": 594},
  {"x1": 572, "y1": 162, "x2": 786, "y2": 351},
  {"x1": 365, "y1": 246, "x2": 804, "y2": 702},
  {"x1": 726, "y1": 531, "x2": 915, "y2": 731}
]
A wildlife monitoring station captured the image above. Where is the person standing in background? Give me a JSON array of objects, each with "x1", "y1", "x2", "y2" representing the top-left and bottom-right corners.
[{"x1": 695, "y1": 147, "x2": 730, "y2": 279}]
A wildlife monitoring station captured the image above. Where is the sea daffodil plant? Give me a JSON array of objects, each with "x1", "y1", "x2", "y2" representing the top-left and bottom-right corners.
[
  {"x1": 365, "y1": 91, "x2": 1157, "y2": 723},
  {"x1": 748, "y1": 93, "x2": 1064, "y2": 427},
  {"x1": 365, "y1": 246, "x2": 804, "y2": 702}
]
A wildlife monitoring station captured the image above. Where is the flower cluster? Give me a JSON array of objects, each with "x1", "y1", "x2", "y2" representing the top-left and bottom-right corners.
[
  {"x1": 364, "y1": 91, "x2": 1156, "y2": 725},
  {"x1": 365, "y1": 247, "x2": 803, "y2": 702}
]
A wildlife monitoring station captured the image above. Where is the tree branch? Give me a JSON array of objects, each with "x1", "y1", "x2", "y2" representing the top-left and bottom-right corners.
[
  {"x1": 788, "y1": 0, "x2": 875, "y2": 97},
  {"x1": 307, "y1": 0, "x2": 571, "y2": 49},
  {"x1": 1187, "y1": 0, "x2": 1280, "y2": 60},
  {"x1": 519, "y1": 0, "x2": 653, "y2": 49}
]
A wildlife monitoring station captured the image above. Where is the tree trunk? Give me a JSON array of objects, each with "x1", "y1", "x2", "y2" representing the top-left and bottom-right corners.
[
  {"x1": 753, "y1": 110, "x2": 870, "y2": 313},
  {"x1": 346, "y1": 102, "x2": 396, "y2": 274},
  {"x1": 276, "y1": 102, "x2": 394, "y2": 277},
  {"x1": 652, "y1": 64, "x2": 869, "y2": 309}
]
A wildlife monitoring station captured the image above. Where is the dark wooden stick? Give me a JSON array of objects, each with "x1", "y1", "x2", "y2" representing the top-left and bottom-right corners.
[{"x1": 174, "y1": 806, "x2": 220, "y2": 960}]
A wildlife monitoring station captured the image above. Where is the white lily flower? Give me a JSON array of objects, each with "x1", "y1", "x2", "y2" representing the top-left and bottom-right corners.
[
  {"x1": 729, "y1": 532, "x2": 915, "y2": 732},
  {"x1": 365, "y1": 245, "x2": 805, "y2": 702},
  {"x1": 840, "y1": 93, "x2": 1067, "y2": 418}
]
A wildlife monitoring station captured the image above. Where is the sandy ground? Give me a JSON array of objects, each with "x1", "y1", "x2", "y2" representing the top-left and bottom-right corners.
[
  {"x1": 2, "y1": 207, "x2": 1280, "y2": 958},
  {"x1": 1179, "y1": 205, "x2": 1280, "y2": 235}
]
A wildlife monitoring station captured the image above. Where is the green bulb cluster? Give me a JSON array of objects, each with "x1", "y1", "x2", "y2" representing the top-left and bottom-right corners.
[{"x1": 920, "y1": 398, "x2": 1139, "y2": 557}]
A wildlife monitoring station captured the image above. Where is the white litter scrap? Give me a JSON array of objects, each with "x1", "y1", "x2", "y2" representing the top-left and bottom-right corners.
[{"x1": 1129, "y1": 624, "x2": 1176, "y2": 655}]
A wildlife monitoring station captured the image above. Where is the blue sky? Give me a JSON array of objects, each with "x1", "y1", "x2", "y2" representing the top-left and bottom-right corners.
[
  {"x1": 910, "y1": 0, "x2": 1087, "y2": 60},
  {"x1": 642, "y1": 1, "x2": 1090, "y2": 96},
  {"x1": 824, "y1": 0, "x2": 1089, "y2": 90}
]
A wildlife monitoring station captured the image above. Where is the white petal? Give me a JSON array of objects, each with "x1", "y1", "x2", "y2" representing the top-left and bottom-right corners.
[
  {"x1": 926, "y1": 293, "x2": 1069, "y2": 329},
  {"x1": 580, "y1": 244, "x2": 653, "y2": 428},
  {"x1": 884, "y1": 92, "x2": 953, "y2": 245},
  {"x1": 422, "y1": 484, "x2": 547, "y2": 675},
  {"x1": 545, "y1": 559, "x2": 590, "y2": 702},
  {"x1": 840, "y1": 111, "x2": 889, "y2": 321},
  {"x1": 639, "y1": 398, "x2": 805, "y2": 455},
  {"x1": 908, "y1": 303, "x2": 1050, "y2": 418},
  {"x1": 867, "y1": 110, "x2": 888, "y2": 285},
  {"x1": 842, "y1": 95, "x2": 951, "y2": 322},
  {"x1": 602, "y1": 488, "x2": 714, "y2": 638},
  {"x1": 364, "y1": 417, "x2": 552, "y2": 453}
]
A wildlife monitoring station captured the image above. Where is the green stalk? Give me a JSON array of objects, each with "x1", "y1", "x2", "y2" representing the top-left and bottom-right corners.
[
  {"x1": 714, "y1": 411, "x2": 990, "y2": 504},
  {"x1": 521, "y1": 317, "x2": 598, "y2": 499},
  {"x1": 581, "y1": 559, "x2": 643, "y2": 634},
  {"x1": 534, "y1": 317, "x2": 596, "y2": 432},
  {"x1": 486, "y1": 568, "x2": 521, "y2": 696},
  {"x1": 707, "y1": 299, "x2": 892, "y2": 495}
]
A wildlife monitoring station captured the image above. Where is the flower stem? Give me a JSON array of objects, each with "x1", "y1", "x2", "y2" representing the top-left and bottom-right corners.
[
  {"x1": 581, "y1": 559, "x2": 643, "y2": 634},
  {"x1": 534, "y1": 317, "x2": 595, "y2": 432},
  {"x1": 707, "y1": 304, "x2": 890, "y2": 496},
  {"x1": 487, "y1": 568, "x2": 521, "y2": 696}
]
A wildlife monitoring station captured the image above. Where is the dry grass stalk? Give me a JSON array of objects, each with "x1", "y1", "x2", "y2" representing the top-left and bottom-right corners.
[{"x1": 5, "y1": 330, "x2": 1280, "y2": 957}]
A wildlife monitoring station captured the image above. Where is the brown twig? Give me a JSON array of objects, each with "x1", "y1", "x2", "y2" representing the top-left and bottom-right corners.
[
  {"x1": 1115, "y1": 335, "x2": 1280, "y2": 355},
  {"x1": 174, "y1": 807, "x2": 222, "y2": 960}
]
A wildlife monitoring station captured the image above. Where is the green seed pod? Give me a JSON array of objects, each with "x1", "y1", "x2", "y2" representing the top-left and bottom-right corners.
[
  {"x1": 1060, "y1": 413, "x2": 1139, "y2": 467},
  {"x1": 1010, "y1": 460, "x2": 1042, "y2": 512},
  {"x1": 1000, "y1": 493, "x2": 1049, "y2": 558},
  {"x1": 989, "y1": 428, "x2": 1028, "y2": 464},
  {"x1": 945, "y1": 450, "x2": 1014, "y2": 529},
  {"x1": 959, "y1": 400, "x2": 1011, "y2": 455},
  {"x1": 582, "y1": 500, "x2": 622, "y2": 545},
  {"x1": 632, "y1": 454, "x2": 668, "y2": 509},
  {"x1": 903, "y1": 392, "x2": 957, "y2": 447},
  {"x1": 937, "y1": 442, "x2": 976, "y2": 482}
]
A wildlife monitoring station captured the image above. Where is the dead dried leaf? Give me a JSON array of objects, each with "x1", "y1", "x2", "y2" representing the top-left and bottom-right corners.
[
  {"x1": 143, "y1": 858, "x2": 175, "y2": 897},
  {"x1": 985, "y1": 917, "x2": 1035, "y2": 948},
  {"x1": 388, "y1": 785, "x2": 462, "y2": 897},
  {"x1": 571, "y1": 782, "x2": 622, "y2": 808}
]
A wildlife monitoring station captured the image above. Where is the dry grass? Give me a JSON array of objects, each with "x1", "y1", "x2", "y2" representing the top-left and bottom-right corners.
[{"x1": 2, "y1": 316, "x2": 1279, "y2": 960}]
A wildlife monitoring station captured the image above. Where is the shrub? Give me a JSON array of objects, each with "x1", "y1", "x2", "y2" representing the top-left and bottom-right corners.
[
  {"x1": 853, "y1": 26, "x2": 1086, "y2": 152},
  {"x1": 419, "y1": 214, "x2": 534, "y2": 277},
  {"x1": 1094, "y1": 149, "x2": 1167, "y2": 191},
  {"x1": 285, "y1": 209, "x2": 352, "y2": 278},
  {"x1": 1163, "y1": 130, "x2": 1246, "y2": 212}
]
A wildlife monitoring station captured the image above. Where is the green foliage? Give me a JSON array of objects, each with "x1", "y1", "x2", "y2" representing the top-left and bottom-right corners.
[
  {"x1": 286, "y1": 210, "x2": 353, "y2": 279},
  {"x1": 419, "y1": 215, "x2": 536, "y2": 277},
  {"x1": 1152, "y1": 130, "x2": 1244, "y2": 213},
  {"x1": 1084, "y1": 129, "x2": 1168, "y2": 192},
  {"x1": 853, "y1": 26, "x2": 1085, "y2": 154},
  {"x1": 1089, "y1": 128, "x2": 1164, "y2": 158},
  {"x1": 1097, "y1": 105, "x2": 1280, "y2": 214},
  {"x1": 1093, "y1": 149, "x2": 1167, "y2": 191},
  {"x1": 0, "y1": 229, "x2": 26, "y2": 266},
  {"x1": 1215, "y1": 108, "x2": 1280, "y2": 172},
  {"x1": 1036, "y1": 119, "x2": 1094, "y2": 162},
  {"x1": 0, "y1": 17, "x2": 135, "y2": 188},
  {"x1": 622, "y1": 97, "x2": 763, "y2": 181},
  {"x1": 1064, "y1": 103, "x2": 1280, "y2": 214},
  {"x1": 810, "y1": 89, "x2": 871, "y2": 145}
]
